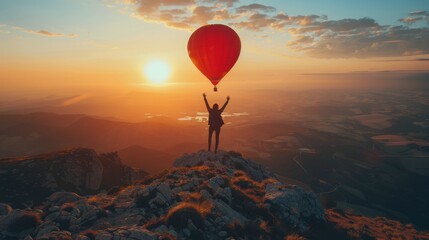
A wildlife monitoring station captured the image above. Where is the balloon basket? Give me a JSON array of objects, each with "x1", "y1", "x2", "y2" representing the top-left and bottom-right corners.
[{"x1": 214, "y1": 86, "x2": 218, "y2": 92}]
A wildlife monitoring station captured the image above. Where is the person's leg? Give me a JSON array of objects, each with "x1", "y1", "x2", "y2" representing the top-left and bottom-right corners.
[
  {"x1": 208, "y1": 126, "x2": 214, "y2": 152},
  {"x1": 214, "y1": 127, "x2": 221, "y2": 153}
]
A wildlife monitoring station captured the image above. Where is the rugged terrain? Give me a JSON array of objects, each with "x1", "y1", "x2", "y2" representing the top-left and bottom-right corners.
[
  {"x1": 0, "y1": 148, "x2": 146, "y2": 208},
  {"x1": 2, "y1": 88, "x2": 429, "y2": 230},
  {"x1": 0, "y1": 149, "x2": 428, "y2": 239}
]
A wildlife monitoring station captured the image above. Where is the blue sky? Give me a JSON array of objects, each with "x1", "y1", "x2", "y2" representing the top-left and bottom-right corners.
[
  {"x1": 1, "y1": 0, "x2": 427, "y2": 36},
  {"x1": 271, "y1": 0, "x2": 428, "y2": 24}
]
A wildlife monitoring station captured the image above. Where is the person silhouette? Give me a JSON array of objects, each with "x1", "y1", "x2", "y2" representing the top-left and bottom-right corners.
[{"x1": 203, "y1": 93, "x2": 230, "y2": 153}]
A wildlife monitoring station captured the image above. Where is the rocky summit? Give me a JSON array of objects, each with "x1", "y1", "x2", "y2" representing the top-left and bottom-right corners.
[{"x1": 0, "y1": 150, "x2": 428, "y2": 240}]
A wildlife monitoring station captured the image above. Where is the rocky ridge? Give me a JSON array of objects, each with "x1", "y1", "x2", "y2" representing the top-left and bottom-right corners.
[
  {"x1": 0, "y1": 150, "x2": 427, "y2": 240},
  {"x1": 0, "y1": 148, "x2": 146, "y2": 207}
]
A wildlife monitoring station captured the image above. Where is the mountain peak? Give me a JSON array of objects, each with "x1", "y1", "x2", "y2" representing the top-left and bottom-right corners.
[
  {"x1": 173, "y1": 150, "x2": 276, "y2": 181},
  {"x1": 0, "y1": 149, "x2": 427, "y2": 240}
]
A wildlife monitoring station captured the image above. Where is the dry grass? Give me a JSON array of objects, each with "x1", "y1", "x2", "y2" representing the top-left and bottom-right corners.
[
  {"x1": 165, "y1": 202, "x2": 210, "y2": 229},
  {"x1": 230, "y1": 170, "x2": 266, "y2": 202},
  {"x1": 285, "y1": 234, "x2": 307, "y2": 240},
  {"x1": 326, "y1": 209, "x2": 429, "y2": 240}
]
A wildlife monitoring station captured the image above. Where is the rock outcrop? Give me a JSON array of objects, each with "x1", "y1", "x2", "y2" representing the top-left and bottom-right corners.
[
  {"x1": 0, "y1": 150, "x2": 326, "y2": 240},
  {"x1": 0, "y1": 150, "x2": 427, "y2": 240},
  {"x1": 0, "y1": 148, "x2": 146, "y2": 207},
  {"x1": 173, "y1": 151, "x2": 276, "y2": 181}
]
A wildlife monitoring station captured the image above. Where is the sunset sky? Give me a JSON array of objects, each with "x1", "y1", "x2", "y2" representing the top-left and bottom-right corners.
[{"x1": 1, "y1": 0, "x2": 428, "y2": 96}]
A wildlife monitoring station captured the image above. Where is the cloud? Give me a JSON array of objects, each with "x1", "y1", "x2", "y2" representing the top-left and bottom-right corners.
[
  {"x1": 231, "y1": 13, "x2": 278, "y2": 31},
  {"x1": 0, "y1": 24, "x2": 77, "y2": 38},
  {"x1": 376, "y1": 58, "x2": 429, "y2": 62},
  {"x1": 121, "y1": 1, "x2": 429, "y2": 58},
  {"x1": 288, "y1": 24, "x2": 429, "y2": 58},
  {"x1": 399, "y1": 10, "x2": 429, "y2": 24},
  {"x1": 399, "y1": 17, "x2": 423, "y2": 24},
  {"x1": 126, "y1": 0, "x2": 243, "y2": 30},
  {"x1": 123, "y1": 0, "x2": 315, "y2": 31},
  {"x1": 128, "y1": 0, "x2": 194, "y2": 14},
  {"x1": 309, "y1": 18, "x2": 378, "y2": 32},
  {"x1": 235, "y1": 4, "x2": 276, "y2": 14},
  {"x1": 202, "y1": 0, "x2": 238, "y2": 7},
  {"x1": 0, "y1": 24, "x2": 10, "y2": 34},
  {"x1": 286, "y1": 11, "x2": 429, "y2": 58},
  {"x1": 410, "y1": 10, "x2": 429, "y2": 16},
  {"x1": 188, "y1": 6, "x2": 234, "y2": 25},
  {"x1": 26, "y1": 29, "x2": 77, "y2": 38}
]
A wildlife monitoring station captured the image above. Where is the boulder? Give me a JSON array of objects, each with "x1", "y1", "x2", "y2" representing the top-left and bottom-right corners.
[
  {"x1": 213, "y1": 200, "x2": 247, "y2": 225},
  {"x1": 264, "y1": 181, "x2": 325, "y2": 232}
]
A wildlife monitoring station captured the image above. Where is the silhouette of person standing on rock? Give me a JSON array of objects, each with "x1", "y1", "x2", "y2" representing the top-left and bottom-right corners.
[{"x1": 203, "y1": 93, "x2": 229, "y2": 153}]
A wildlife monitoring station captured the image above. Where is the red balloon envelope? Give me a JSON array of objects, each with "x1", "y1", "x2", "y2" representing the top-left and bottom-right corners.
[{"x1": 187, "y1": 24, "x2": 241, "y2": 91}]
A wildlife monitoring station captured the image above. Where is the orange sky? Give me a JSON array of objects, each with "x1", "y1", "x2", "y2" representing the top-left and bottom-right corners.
[{"x1": 1, "y1": 1, "x2": 428, "y2": 98}]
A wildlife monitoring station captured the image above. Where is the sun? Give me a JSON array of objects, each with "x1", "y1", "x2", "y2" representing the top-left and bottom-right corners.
[{"x1": 144, "y1": 60, "x2": 171, "y2": 84}]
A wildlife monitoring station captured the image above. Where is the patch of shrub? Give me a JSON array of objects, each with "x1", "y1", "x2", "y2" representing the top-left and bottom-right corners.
[
  {"x1": 165, "y1": 203, "x2": 205, "y2": 230},
  {"x1": 285, "y1": 234, "x2": 307, "y2": 240},
  {"x1": 230, "y1": 174, "x2": 264, "y2": 204}
]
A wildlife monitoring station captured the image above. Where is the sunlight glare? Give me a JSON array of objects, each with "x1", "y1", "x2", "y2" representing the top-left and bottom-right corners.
[{"x1": 144, "y1": 60, "x2": 171, "y2": 84}]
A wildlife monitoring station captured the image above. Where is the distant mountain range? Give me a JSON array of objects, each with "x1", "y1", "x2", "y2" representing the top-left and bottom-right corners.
[{"x1": 0, "y1": 112, "x2": 203, "y2": 166}]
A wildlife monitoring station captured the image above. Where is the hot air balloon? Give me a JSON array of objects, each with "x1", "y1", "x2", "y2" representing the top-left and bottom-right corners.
[{"x1": 187, "y1": 24, "x2": 241, "y2": 91}]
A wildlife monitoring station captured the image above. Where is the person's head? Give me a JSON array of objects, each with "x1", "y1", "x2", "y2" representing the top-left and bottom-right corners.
[{"x1": 213, "y1": 104, "x2": 219, "y2": 110}]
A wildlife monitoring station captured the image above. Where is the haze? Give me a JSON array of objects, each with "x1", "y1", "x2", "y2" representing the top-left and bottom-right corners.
[{"x1": 1, "y1": 0, "x2": 429, "y2": 232}]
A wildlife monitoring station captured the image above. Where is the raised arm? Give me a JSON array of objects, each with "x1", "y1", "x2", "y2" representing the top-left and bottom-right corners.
[
  {"x1": 203, "y1": 93, "x2": 210, "y2": 111},
  {"x1": 220, "y1": 96, "x2": 230, "y2": 112}
]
